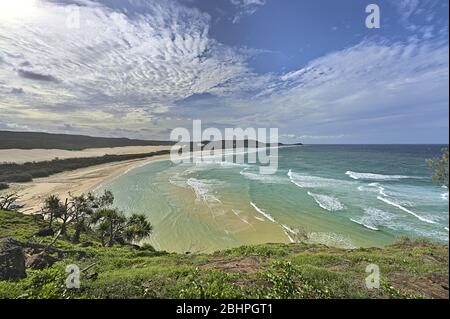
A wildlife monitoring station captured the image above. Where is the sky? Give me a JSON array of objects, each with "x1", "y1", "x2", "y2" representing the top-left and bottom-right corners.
[{"x1": 0, "y1": 0, "x2": 448, "y2": 144}]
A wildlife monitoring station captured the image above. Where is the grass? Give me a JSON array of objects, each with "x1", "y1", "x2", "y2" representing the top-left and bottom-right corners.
[{"x1": 0, "y1": 210, "x2": 448, "y2": 299}]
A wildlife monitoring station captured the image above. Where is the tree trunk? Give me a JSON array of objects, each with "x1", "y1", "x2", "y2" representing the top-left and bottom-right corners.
[
  {"x1": 71, "y1": 223, "x2": 82, "y2": 243},
  {"x1": 49, "y1": 214, "x2": 53, "y2": 228},
  {"x1": 107, "y1": 222, "x2": 114, "y2": 247}
]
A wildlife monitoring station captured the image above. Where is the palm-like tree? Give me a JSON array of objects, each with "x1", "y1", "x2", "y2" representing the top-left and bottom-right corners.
[
  {"x1": 42, "y1": 195, "x2": 65, "y2": 228},
  {"x1": 124, "y1": 214, "x2": 153, "y2": 243},
  {"x1": 90, "y1": 209, "x2": 152, "y2": 247}
]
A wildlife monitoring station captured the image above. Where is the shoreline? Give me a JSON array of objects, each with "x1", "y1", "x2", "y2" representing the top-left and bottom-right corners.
[{"x1": 10, "y1": 154, "x2": 170, "y2": 214}]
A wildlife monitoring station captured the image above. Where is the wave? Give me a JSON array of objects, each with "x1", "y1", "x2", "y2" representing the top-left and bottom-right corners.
[
  {"x1": 250, "y1": 202, "x2": 298, "y2": 243},
  {"x1": 240, "y1": 169, "x2": 287, "y2": 184},
  {"x1": 346, "y1": 171, "x2": 415, "y2": 181},
  {"x1": 288, "y1": 170, "x2": 345, "y2": 188},
  {"x1": 357, "y1": 182, "x2": 389, "y2": 197},
  {"x1": 441, "y1": 192, "x2": 449, "y2": 201},
  {"x1": 307, "y1": 192, "x2": 345, "y2": 212},
  {"x1": 350, "y1": 218, "x2": 379, "y2": 231},
  {"x1": 250, "y1": 202, "x2": 276, "y2": 223},
  {"x1": 377, "y1": 196, "x2": 436, "y2": 224},
  {"x1": 349, "y1": 207, "x2": 398, "y2": 232}
]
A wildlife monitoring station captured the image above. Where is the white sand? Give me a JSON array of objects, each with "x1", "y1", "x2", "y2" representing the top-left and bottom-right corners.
[{"x1": 0, "y1": 146, "x2": 172, "y2": 214}]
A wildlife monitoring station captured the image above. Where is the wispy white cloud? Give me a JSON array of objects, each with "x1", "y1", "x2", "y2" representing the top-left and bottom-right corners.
[
  {"x1": 171, "y1": 38, "x2": 448, "y2": 143},
  {"x1": 0, "y1": 0, "x2": 448, "y2": 143},
  {"x1": 230, "y1": 0, "x2": 266, "y2": 23},
  {"x1": 0, "y1": 0, "x2": 257, "y2": 134}
]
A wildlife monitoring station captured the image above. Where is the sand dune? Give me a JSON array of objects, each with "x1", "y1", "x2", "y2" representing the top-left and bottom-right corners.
[{"x1": 0, "y1": 145, "x2": 170, "y2": 164}]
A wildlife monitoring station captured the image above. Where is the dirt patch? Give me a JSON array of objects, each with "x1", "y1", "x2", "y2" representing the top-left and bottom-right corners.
[
  {"x1": 389, "y1": 272, "x2": 449, "y2": 299},
  {"x1": 201, "y1": 256, "x2": 267, "y2": 275}
]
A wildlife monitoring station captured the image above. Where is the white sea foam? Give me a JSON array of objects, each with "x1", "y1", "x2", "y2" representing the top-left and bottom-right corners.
[
  {"x1": 288, "y1": 170, "x2": 344, "y2": 188},
  {"x1": 307, "y1": 192, "x2": 345, "y2": 212},
  {"x1": 377, "y1": 196, "x2": 437, "y2": 224},
  {"x1": 283, "y1": 230, "x2": 295, "y2": 243},
  {"x1": 250, "y1": 202, "x2": 298, "y2": 243},
  {"x1": 441, "y1": 192, "x2": 449, "y2": 201},
  {"x1": 346, "y1": 171, "x2": 414, "y2": 181},
  {"x1": 281, "y1": 224, "x2": 298, "y2": 236},
  {"x1": 186, "y1": 178, "x2": 222, "y2": 204},
  {"x1": 350, "y1": 218, "x2": 379, "y2": 231},
  {"x1": 349, "y1": 207, "x2": 398, "y2": 231},
  {"x1": 250, "y1": 202, "x2": 276, "y2": 223},
  {"x1": 240, "y1": 169, "x2": 286, "y2": 184},
  {"x1": 358, "y1": 182, "x2": 390, "y2": 197}
]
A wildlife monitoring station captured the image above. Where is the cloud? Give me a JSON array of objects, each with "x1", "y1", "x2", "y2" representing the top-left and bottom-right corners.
[
  {"x1": 0, "y1": 0, "x2": 258, "y2": 135},
  {"x1": 168, "y1": 37, "x2": 448, "y2": 143},
  {"x1": 390, "y1": 0, "x2": 446, "y2": 38},
  {"x1": 0, "y1": 0, "x2": 447, "y2": 143},
  {"x1": 230, "y1": 0, "x2": 266, "y2": 23},
  {"x1": 17, "y1": 69, "x2": 59, "y2": 82}
]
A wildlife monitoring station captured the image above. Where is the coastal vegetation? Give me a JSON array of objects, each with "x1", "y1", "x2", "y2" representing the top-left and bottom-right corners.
[
  {"x1": 0, "y1": 185, "x2": 448, "y2": 299},
  {"x1": 0, "y1": 130, "x2": 174, "y2": 150},
  {"x1": 0, "y1": 206, "x2": 447, "y2": 299},
  {"x1": 427, "y1": 147, "x2": 449, "y2": 188}
]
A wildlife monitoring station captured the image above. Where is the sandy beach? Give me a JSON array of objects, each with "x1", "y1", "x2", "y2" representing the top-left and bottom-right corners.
[{"x1": 1, "y1": 146, "x2": 171, "y2": 214}]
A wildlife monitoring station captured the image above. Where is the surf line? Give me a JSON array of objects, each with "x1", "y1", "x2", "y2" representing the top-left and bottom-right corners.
[
  {"x1": 377, "y1": 196, "x2": 436, "y2": 225},
  {"x1": 350, "y1": 218, "x2": 379, "y2": 231},
  {"x1": 250, "y1": 202, "x2": 295, "y2": 243}
]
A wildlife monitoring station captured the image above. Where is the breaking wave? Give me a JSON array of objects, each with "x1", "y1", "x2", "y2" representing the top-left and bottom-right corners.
[
  {"x1": 307, "y1": 192, "x2": 345, "y2": 212},
  {"x1": 346, "y1": 171, "x2": 415, "y2": 181},
  {"x1": 377, "y1": 196, "x2": 436, "y2": 225}
]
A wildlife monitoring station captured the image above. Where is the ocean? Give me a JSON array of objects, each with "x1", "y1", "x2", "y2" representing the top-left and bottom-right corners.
[{"x1": 98, "y1": 145, "x2": 449, "y2": 253}]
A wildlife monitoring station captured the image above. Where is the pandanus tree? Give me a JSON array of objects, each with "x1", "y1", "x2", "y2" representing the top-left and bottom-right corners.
[
  {"x1": 42, "y1": 195, "x2": 63, "y2": 228},
  {"x1": 42, "y1": 195, "x2": 70, "y2": 236},
  {"x1": 90, "y1": 209, "x2": 152, "y2": 247},
  {"x1": 68, "y1": 190, "x2": 114, "y2": 243},
  {"x1": 42, "y1": 190, "x2": 115, "y2": 242}
]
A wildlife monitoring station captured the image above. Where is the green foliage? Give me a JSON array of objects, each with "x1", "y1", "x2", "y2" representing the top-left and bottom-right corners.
[
  {"x1": 257, "y1": 261, "x2": 332, "y2": 299},
  {"x1": 90, "y1": 208, "x2": 153, "y2": 246},
  {"x1": 427, "y1": 147, "x2": 449, "y2": 187},
  {"x1": 179, "y1": 268, "x2": 243, "y2": 299},
  {"x1": 0, "y1": 210, "x2": 41, "y2": 241},
  {"x1": 0, "y1": 130, "x2": 174, "y2": 150},
  {"x1": 222, "y1": 244, "x2": 289, "y2": 257},
  {"x1": 0, "y1": 210, "x2": 448, "y2": 299}
]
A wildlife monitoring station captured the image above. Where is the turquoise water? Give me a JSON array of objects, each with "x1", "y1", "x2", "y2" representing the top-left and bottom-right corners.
[{"x1": 99, "y1": 145, "x2": 449, "y2": 253}]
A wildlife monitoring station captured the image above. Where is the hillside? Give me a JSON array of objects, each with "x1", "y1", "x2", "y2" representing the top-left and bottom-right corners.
[
  {"x1": 0, "y1": 131, "x2": 175, "y2": 150},
  {"x1": 0, "y1": 210, "x2": 448, "y2": 299}
]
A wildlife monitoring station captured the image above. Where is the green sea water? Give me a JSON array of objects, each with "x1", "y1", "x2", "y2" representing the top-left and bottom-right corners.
[{"x1": 98, "y1": 145, "x2": 449, "y2": 253}]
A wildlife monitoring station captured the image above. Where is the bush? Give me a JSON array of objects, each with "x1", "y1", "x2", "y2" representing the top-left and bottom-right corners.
[
  {"x1": 1, "y1": 173, "x2": 33, "y2": 183},
  {"x1": 0, "y1": 183, "x2": 9, "y2": 190}
]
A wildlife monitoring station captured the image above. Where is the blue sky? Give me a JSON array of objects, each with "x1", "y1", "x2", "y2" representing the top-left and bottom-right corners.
[{"x1": 0, "y1": 0, "x2": 448, "y2": 143}]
